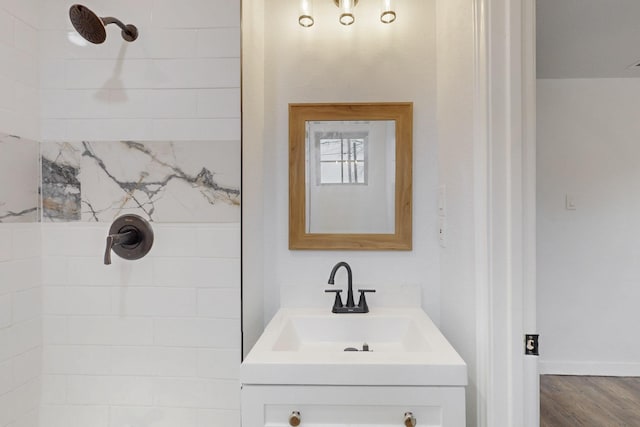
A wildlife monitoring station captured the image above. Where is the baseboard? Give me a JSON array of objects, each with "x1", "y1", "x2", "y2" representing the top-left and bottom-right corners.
[{"x1": 539, "y1": 361, "x2": 640, "y2": 377}]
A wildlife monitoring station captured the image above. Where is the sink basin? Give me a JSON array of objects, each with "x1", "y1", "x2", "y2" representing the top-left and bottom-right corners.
[
  {"x1": 241, "y1": 308, "x2": 467, "y2": 387},
  {"x1": 272, "y1": 314, "x2": 430, "y2": 353}
]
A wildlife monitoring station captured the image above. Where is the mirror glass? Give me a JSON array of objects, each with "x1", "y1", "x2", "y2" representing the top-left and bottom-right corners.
[
  {"x1": 305, "y1": 120, "x2": 396, "y2": 234},
  {"x1": 289, "y1": 102, "x2": 412, "y2": 250}
]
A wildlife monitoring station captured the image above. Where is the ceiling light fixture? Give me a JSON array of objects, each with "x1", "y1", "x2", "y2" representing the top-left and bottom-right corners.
[{"x1": 298, "y1": 0, "x2": 397, "y2": 28}]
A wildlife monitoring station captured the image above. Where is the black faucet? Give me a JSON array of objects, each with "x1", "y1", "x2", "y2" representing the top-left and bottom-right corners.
[{"x1": 325, "y1": 261, "x2": 375, "y2": 313}]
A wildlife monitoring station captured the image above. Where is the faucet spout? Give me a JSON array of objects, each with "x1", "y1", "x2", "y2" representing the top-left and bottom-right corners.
[{"x1": 328, "y1": 261, "x2": 355, "y2": 308}]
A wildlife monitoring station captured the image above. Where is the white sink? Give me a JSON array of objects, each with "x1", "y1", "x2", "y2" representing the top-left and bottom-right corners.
[
  {"x1": 272, "y1": 314, "x2": 430, "y2": 353},
  {"x1": 241, "y1": 307, "x2": 467, "y2": 387}
]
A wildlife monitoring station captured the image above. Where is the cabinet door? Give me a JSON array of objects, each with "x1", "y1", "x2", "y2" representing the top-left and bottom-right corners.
[{"x1": 241, "y1": 385, "x2": 465, "y2": 426}]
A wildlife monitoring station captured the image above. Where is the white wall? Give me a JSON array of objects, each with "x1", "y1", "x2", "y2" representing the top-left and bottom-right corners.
[
  {"x1": 436, "y1": 0, "x2": 479, "y2": 424},
  {"x1": 0, "y1": 224, "x2": 42, "y2": 427},
  {"x1": 249, "y1": 0, "x2": 440, "y2": 333},
  {"x1": 537, "y1": 78, "x2": 640, "y2": 375},
  {"x1": 240, "y1": 0, "x2": 265, "y2": 358}
]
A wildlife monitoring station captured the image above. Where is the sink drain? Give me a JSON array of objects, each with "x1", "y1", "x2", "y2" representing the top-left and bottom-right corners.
[{"x1": 343, "y1": 343, "x2": 371, "y2": 352}]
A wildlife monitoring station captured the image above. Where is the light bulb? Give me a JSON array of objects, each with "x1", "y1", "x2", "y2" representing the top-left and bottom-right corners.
[
  {"x1": 299, "y1": 0, "x2": 314, "y2": 27},
  {"x1": 380, "y1": 0, "x2": 396, "y2": 24},
  {"x1": 339, "y1": 0, "x2": 355, "y2": 26}
]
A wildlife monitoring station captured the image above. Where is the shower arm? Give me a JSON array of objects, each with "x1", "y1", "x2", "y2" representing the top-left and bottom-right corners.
[{"x1": 101, "y1": 17, "x2": 135, "y2": 36}]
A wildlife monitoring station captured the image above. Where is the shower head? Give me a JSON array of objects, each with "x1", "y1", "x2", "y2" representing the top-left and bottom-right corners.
[{"x1": 69, "y1": 4, "x2": 138, "y2": 44}]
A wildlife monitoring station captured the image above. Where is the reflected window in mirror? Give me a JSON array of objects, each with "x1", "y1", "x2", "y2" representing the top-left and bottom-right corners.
[
  {"x1": 316, "y1": 132, "x2": 368, "y2": 185},
  {"x1": 309, "y1": 122, "x2": 373, "y2": 186}
]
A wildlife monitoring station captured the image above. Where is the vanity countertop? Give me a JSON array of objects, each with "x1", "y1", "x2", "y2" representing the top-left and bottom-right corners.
[{"x1": 241, "y1": 307, "x2": 467, "y2": 387}]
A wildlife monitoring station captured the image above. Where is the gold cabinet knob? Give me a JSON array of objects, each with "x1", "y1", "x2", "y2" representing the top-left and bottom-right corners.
[
  {"x1": 404, "y1": 411, "x2": 417, "y2": 427},
  {"x1": 289, "y1": 411, "x2": 301, "y2": 426}
]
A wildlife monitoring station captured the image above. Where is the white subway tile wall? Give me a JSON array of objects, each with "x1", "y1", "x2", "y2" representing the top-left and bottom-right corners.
[
  {"x1": 0, "y1": 223, "x2": 42, "y2": 427},
  {"x1": 41, "y1": 223, "x2": 241, "y2": 427},
  {"x1": 0, "y1": 2, "x2": 39, "y2": 140},
  {"x1": 37, "y1": 0, "x2": 242, "y2": 424},
  {"x1": 39, "y1": 0, "x2": 241, "y2": 142},
  {"x1": 0, "y1": 0, "x2": 242, "y2": 425}
]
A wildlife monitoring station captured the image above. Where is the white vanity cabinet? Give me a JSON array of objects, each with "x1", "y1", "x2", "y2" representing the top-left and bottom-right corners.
[
  {"x1": 241, "y1": 384, "x2": 465, "y2": 426},
  {"x1": 240, "y1": 308, "x2": 467, "y2": 427}
]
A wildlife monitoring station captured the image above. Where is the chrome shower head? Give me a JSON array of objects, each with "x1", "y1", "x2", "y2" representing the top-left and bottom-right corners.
[{"x1": 69, "y1": 4, "x2": 138, "y2": 44}]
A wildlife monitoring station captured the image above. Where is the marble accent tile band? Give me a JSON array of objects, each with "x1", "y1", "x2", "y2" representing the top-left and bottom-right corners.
[
  {"x1": 41, "y1": 140, "x2": 240, "y2": 223},
  {"x1": 0, "y1": 134, "x2": 40, "y2": 223}
]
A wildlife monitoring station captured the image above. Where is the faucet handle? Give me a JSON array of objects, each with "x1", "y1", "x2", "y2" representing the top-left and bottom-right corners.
[
  {"x1": 356, "y1": 289, "x2": 376, "y2": 313},
  {"x1": 324, "y1": 289, "x2": 344, "y2": 312}
]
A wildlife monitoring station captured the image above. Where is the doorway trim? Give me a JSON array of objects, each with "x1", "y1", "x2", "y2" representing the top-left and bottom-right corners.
[
  {"x1": 521, "y1": 1, "x2": 538, "y2": 425},
  {"x1": 476, "y1": 0, "x2": 538, "y2": 425}
]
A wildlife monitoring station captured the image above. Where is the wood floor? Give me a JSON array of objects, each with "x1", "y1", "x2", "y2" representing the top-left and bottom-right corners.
[{"x1": 541, "y1": 375, "x2": 640, "y2": 426}]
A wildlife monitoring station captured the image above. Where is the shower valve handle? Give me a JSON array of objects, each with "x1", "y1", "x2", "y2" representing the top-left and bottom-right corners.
[
  {"x1": 103, "y1": 214, "x2": 154, "y2": 265},
  {"x1": 104, "y1": 230, "x2": 138, "y2": 265}
]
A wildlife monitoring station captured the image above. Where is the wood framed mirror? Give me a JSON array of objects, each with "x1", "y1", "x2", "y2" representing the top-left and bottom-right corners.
[{"x1": 289, "y1": 102, "x2": 412, "y2": 250}]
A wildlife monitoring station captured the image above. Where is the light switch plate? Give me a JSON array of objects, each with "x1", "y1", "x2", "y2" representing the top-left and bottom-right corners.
[
  {"x1": 565, "y1": 194, "x2": 576, "y2": 210},
  {"x1": 438, "y1": 185, "x2": 446, "y2": 216}
]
